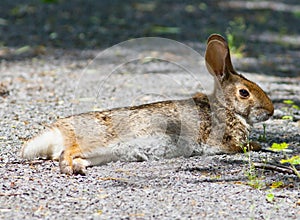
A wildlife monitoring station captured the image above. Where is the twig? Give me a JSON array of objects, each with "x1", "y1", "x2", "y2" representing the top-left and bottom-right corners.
[
  {"x1": 4, "y1": 160, "x2": 46, "y2": 165},
  {"x1": 0, "y1": 193, "x2": 22, "y2": 197},
  {"x1": 253, "y1": 162, "x2": 297, "y2": 176}
]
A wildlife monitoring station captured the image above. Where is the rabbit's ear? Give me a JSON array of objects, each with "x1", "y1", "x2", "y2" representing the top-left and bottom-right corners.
[{"x1": 205, "y1": 34, "x2": 235, "y2": 81}]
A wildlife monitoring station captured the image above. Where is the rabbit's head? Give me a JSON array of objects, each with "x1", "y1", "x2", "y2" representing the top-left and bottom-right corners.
[{"x1": 205, "y1": 34, "x2": 274, "y2": 125}]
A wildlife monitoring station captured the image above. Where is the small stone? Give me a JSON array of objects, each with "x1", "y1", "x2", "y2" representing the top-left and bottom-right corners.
[{"x1": 0, "y1": 82, "x2": 9, "y2": 97}]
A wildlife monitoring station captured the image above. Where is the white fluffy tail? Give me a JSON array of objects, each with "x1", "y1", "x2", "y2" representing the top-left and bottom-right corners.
[{"x1": 21, "y1": 127, "x2": 65, "y2": 160}]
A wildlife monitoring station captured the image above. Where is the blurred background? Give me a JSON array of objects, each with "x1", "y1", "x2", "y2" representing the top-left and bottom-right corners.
[{"x1": 0, "y1": 0, "x2": 299, "y2": 77}]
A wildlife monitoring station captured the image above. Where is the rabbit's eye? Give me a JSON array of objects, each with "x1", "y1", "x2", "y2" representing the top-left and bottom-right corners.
[{"x1": 239, "y1": 89, "x2": 250, "y2": 98}]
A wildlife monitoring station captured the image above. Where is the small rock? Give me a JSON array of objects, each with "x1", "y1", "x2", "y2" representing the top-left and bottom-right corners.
[{"x1": 0, "y1": 82, "x2": 9, "y2": 97}]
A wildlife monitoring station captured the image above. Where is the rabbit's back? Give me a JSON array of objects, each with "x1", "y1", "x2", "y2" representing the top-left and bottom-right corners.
[{"x1": 54, "y1": 97, "x2": 211, "y2": 157}]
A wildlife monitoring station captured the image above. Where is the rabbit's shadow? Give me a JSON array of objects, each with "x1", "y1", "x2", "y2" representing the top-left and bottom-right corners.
[{"x1": 178, "y1": 158, "x2": 248, "y2": 183}]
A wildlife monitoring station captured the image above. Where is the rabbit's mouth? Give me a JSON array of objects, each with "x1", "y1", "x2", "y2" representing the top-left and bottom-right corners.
[{"x1": 249, "y1": 109, "x2": 273, "y2": 124}]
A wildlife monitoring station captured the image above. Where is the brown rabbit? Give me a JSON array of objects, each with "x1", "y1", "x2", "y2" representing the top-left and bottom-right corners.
[{"x1": 21, "y1": 34, "x2": 274, "y2": 175}]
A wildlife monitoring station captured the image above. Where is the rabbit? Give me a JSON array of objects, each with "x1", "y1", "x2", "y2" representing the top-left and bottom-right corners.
[{"x1": 21, "y1": 34, "x2": 274, "y2": 175}]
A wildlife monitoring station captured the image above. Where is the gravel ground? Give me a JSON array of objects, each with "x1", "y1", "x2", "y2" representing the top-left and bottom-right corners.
[
  {"x1": 0, "y1": 44, "x2": 299, "y2": 219},
  {"x1": 1, "y1": 1, "x2": 300, "y2": 219}
]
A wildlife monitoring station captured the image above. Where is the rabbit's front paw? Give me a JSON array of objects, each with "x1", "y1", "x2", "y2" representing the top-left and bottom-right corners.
[
  {"x1": 59, "y1": 151, "x2": 90, "y2": 175},
  {"x1": 246, "y1": 141, "x2": 262, "y2": 152},
  {"x1": 73, "y1": 158, "x2": 89, "y2": 175},
  {"x1": 59, "y1": 161, "x2": 73, "y2": 175}
]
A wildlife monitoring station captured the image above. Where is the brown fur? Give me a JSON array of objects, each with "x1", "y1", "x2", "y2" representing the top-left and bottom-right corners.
[{"x1": 21, "y1": 34, "x2": 274, "y2": 175}]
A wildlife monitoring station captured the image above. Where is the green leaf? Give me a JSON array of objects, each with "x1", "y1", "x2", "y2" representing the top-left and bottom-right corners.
[
  {"x1": 185, "y1": 5, "x2": 196, "y2": 13},
  {"x1": 283, "y1": 100, "x2": 294, "y2": 105},
  {"x1": 198, "y1": 3, "x2": 207, "y2": 10},
  {"x1": 293, "y1": 10, "x2": 300, "y2": 18},
  {"x1": 270, "y1": 181, "x2": 283, "y2": 189},
  {"x1": 268, "y1": 142, "x2": 290, "y2": 152},
  {"x1": 150, "y1": 26, "x2": 181, "y2": 34},
  {"x1": 282, "y1": 115, "x2": 293, "y2": 120},
  {"x1": 15, "y1": 45, "x2": 31, "y2": 55},
  {"x1": 141, "y1": 56, "x2": 156, "y2": 64},
  {"x1": 134, "y1": 3, "x2": 156, "y2": 12},
  {"x1": 266, "y1": 193, "x2": 275, "y2": 202},
  {"x1": 292, "y1": 105, "x2": 300, "y2": 110},
  {"x1": 280, "y1": 156, "x2": 300, "y2": 165}
]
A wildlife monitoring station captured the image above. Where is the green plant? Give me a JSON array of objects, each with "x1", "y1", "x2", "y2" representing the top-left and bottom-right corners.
[
  {"x1": 150, "y1": 26, "x2": 181, "y2": 34},
  {"x1": 281, "y1": 155, "x2": 300, "y2": 165},
  {"x1": 282, "y1": 99, "x2": 300, "y2": 120},
  {"x1": 280, "y1": 156, "x2": 300, "y2": 179},
  {"x1": 243, "y1": 141, "x2": 265, "y2": 189},
  {"x1": 225, "y1": 17, "x2": 247, "y2": 58},
  {"x1": 268, "y1": 142, "x2": 291, "y2": 152},
  {"x1": 283, "y1": 100, "x2": 295, "y2": 105},
  {"x1": 266, "y1": 191, "x2": 275, "y2": 203},
  {"x1": 270, "y1": 181, "x2": 284, "y2": 189},
  {"x1": 293, "y1": 10, "x2": 300, "y2": 19},
  {"x1": 265, "y1": 181, "x2": 285, "y2": 203},
  {"x1": 246, "y1": 167, "x2": 265, "y2": 189},
  {"x1": 282, "y1": 115, "x2": 293, "y2": 120},
  {"x1": 268, "y1": 143, "x2": 300, "y2": 179},
  {"x1": 242, "y1": 140, "x2": 299, "y2": 192},
  {"x1": 258, "y1": 123, "x2": 267, "y2": 142}
]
